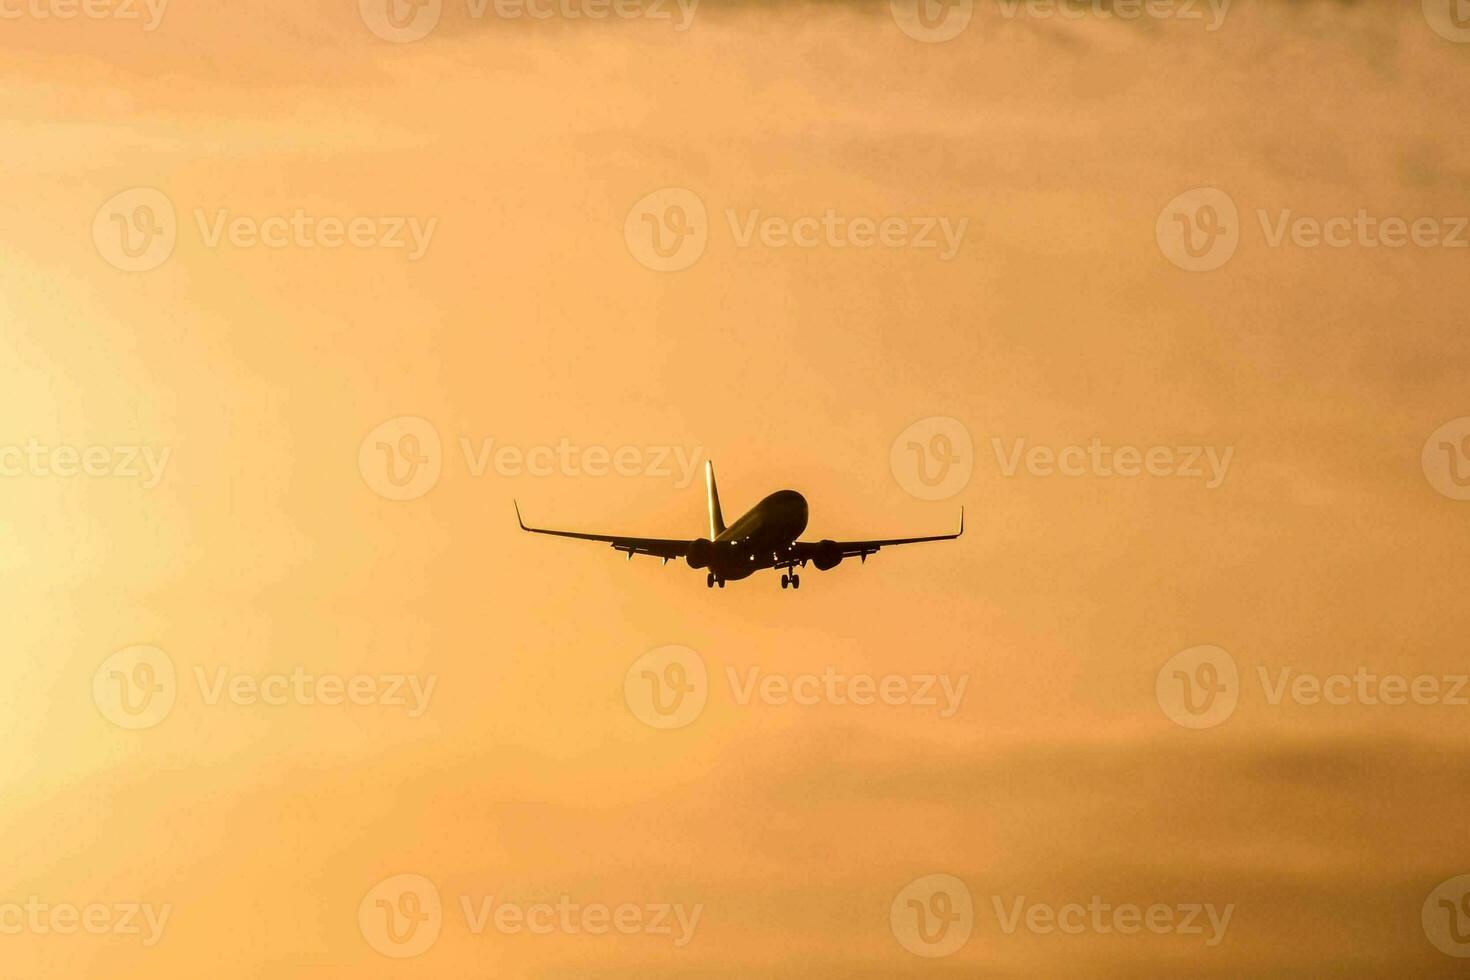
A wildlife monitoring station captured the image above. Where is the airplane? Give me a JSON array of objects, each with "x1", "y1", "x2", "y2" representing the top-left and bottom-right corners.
[{"x1": 514, "y1": 461, "x2": 962, "y2": 590}]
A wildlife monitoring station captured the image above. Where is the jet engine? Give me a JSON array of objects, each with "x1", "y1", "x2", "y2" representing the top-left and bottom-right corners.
[
  {"x1": 686, "y1": 538, "x2": 715, "y2": 569},
  {"x1": 812, "y1": 540, "x2": 843, "y2": 571}
]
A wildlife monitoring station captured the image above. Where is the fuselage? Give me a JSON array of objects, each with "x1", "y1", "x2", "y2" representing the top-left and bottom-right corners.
[
  {"x1": 516, "y1": 462, "x2": 961, "y2": 590},
  {"x1": 708, "y1": 490, "x2": 808, "y2": 580}
]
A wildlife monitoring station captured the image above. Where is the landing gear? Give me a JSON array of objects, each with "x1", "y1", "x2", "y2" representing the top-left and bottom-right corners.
[
  {"x1": 707, "y1": 573, "x2": 715, "y2": 589},
  {"x1": 780, "y1": 572, "x2": 801, "y2": 590}
]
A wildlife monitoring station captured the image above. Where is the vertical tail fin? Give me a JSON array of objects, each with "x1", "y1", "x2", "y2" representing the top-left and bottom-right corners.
[{"x1": 705, "y1": 461, "x2": 726, "y2": 539}]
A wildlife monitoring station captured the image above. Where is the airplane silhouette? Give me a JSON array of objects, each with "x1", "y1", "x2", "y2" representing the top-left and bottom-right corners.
[{"x1": 515, "y1": 462, "x2": 962, "y2": 589}]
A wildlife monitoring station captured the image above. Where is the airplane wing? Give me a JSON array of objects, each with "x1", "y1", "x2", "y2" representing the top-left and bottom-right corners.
[
  {"x1": 792, "y1": 508, "x2": 963, "y2": 563},
  {"x1": 514, "y1": 501, "x2": 691, "y2": 561}
]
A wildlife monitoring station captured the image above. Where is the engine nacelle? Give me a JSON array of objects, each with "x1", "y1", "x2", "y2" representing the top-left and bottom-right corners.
[
  {"x1": 686, "y1": 538, "x2": 715, "y2": 569},
  {"x1": 812, "y1": 539, "x2": 843, "y2": 571}
]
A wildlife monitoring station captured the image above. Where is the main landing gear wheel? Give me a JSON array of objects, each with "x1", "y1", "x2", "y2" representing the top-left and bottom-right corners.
[
  {"x1": 717, "y1": 578, "x2": 725, "y2": 588},
  {"x1": 707, "y1": 573, "x2": 715, "y2": 589},
  {"x1": 781, "y1": 573, "x2": 789, "y2": 589}
]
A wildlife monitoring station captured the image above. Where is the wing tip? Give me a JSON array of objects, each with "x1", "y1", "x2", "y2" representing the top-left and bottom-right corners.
[{"x1": 514, "y1": 499, "x2": 528, "y2": 531}]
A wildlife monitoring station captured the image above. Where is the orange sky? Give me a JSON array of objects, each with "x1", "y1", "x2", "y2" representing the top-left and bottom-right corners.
[{"x1": 2, "y1": 1, "x2": 1470, "y2": 976}]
